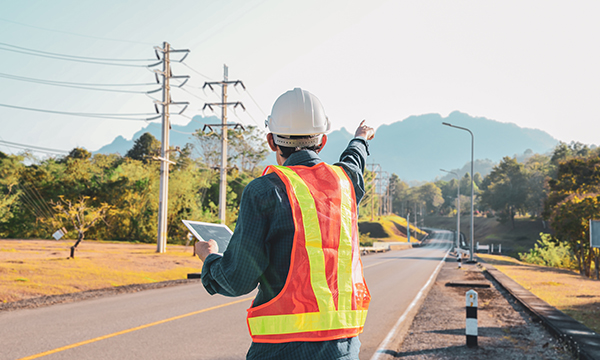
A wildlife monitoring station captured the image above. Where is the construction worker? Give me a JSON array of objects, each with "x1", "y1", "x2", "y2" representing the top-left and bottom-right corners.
[{"x1": 196, "y1": 88, "x2": 374, "y2": 360}]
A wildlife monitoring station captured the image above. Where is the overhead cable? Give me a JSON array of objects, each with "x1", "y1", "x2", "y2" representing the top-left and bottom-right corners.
[
  {"x1": 181, "y1": 63, "x2": 211, "y2": 80},
  {"x1": 0, "y1": 47, "x2": 160, "y2": 67},
  {"x1": 0, "y1": 103, "x2": 161, "y2": 121},
  {"x1": 0, "y1": 72, "x2": 156, "y2": 86},
  {"x1": 0, "y1": 42, "x2": 155, "y2": 62},
  {"x1": 178, "y1": 87, "x2": 207, "y2": 102},
  {"x1": 0, "y1": 139, "x2": 69, "y2": 154},
  {"x1": 244, "y1": 89, "x2": 268, "y2": 118},
  {"x1": 0, "y1": 73, "x2": 159, "y2": 94}
]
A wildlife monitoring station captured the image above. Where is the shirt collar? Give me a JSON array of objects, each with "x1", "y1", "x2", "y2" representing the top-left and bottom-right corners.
[{"x1": 282, "y1": 150, "x2": 323, "y2": 167}]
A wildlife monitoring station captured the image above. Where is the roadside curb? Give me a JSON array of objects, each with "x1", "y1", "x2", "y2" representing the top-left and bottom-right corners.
[{"x1": 480, "y1": 258, "x2": 600, "y2": 360}]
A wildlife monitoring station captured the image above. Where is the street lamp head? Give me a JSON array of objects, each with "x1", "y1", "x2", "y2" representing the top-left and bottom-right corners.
[{"x1": 442, "y1": 122, "x2": 452, "y2": 126}]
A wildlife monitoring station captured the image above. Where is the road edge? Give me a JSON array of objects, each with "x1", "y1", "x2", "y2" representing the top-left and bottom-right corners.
[
  {"x1": 369, "y1": 248, "x2": 450, "y2": 360},
  {"x1": 0, "y1": 278, "x2": 201, "y2": 312}
]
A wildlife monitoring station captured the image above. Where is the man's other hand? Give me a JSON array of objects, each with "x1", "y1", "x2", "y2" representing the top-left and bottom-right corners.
[
  {"x1": 355, "y1": 120, "x2": 375, "y2": 140},
  {"x1": 195, "y1": 239, "x2": 219, "y2": 262}
]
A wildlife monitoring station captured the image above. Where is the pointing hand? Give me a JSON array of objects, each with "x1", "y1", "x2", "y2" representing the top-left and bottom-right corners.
[{"x1": 355, "y1": 120, "x2": 375, "y2": 140}]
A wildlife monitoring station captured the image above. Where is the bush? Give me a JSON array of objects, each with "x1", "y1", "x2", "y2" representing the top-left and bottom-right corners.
[
  {"x1": 359, "y1": 232, "x2": 373, "y2": 247},
  {"x1": 519, "y1": 233, "x2": 577, "y2": 269}
]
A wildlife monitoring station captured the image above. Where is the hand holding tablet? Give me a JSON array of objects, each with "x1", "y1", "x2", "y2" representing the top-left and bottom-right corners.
[{"x1": 182, "y1": 220, "x2": 232, "y2": 256}]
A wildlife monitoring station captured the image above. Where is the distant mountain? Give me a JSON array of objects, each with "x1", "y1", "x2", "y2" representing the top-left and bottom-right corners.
[
  {"x1": 93, "y1": 115, "x2": 220, "y2": 155},
  {"x1": 95, "y1": 112, "x2": 559, "y2": 182},
  {"x1": 318, "y1": 111, "x2": 559, "y2": 182}
]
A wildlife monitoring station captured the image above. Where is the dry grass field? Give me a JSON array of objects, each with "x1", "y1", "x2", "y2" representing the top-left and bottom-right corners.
[
  {"x1": 479, "y1": 253, "x2": 600, "y2": 334},
  {"x1": 0, "y1": 239, "x2": 201, "y2": 303}
]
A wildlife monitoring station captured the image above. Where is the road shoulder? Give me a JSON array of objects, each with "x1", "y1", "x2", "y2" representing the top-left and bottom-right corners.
[{"x1": 392, "y1": 259, "x2": 572, "y2": 359}]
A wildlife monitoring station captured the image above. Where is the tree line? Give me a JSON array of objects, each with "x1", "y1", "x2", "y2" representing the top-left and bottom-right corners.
[
  {"x1": 384, "y1": 141, "x2": 600, "y2": 278},
  {"x1": 0, "y1": 126, "x2": 378, "y2": 247},
  {"x1": 0, "y1": 127, "x2": 269, "y2": 245},
  {"x1": 3, "y1": 129, "x2": 599, "y2": 276}
]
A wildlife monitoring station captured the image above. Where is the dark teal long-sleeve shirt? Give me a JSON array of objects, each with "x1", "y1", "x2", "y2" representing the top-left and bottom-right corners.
[{"x1": 201, "y1": 138, "x2": 369, "y2": 360}]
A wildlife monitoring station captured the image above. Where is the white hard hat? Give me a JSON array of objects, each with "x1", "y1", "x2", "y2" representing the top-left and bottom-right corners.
[{"x1": 266, "y1": 88, "x2": 331, "y2": 139}]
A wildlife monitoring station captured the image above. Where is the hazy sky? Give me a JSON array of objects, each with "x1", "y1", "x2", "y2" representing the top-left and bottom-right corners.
[{"x1": 1, "y1": 0, "x2": 599, "y2": 156}]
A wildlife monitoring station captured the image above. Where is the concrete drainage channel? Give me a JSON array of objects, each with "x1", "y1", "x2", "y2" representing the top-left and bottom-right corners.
[{"x1": 481, "y1": 258, "x2": 600, "y2": 360}]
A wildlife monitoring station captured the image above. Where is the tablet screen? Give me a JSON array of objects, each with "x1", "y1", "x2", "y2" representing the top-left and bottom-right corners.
[{"x1": 182, "y1": 220, "x2": 232, "y2": 254}]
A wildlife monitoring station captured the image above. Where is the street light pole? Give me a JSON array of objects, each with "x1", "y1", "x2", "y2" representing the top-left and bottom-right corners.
[
  {"x1": 441, "y1": 169, "x2": 460, "y2": 252},
  {"x1": 442, "y1": 122, "x2": 475, "y2": 262}
]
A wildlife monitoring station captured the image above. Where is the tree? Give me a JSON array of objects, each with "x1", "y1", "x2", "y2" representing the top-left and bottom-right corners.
[
  {"x1": 228, "y1": 126, "x2": 269, "y2": 172},
  {"x1": 50, "y1": 196, "x2": 111, "y2": 258},
  {"x1": 544, "y1": 155, "x2": 600, "y2": 276},
  {"x1": 0, "y1": 152, "x2": 22, "y2": 236},
  {"x1": 523, "y1": 154, "x2": 553, "y2": 218},
  {"x1": 388, "y1": 173, "x2": 409, "y2": 215},
  {"x1": 66, "y1": 147, "x2": 91, "y2": 161},
  {"x1": 479, "y1": 157, "x2": 528, "y2": 228},
  {"x1": 551, "y1": 141, "x2": 591, "y2": 165},
  {"x1": 193, "y1": 126, "x2": 269, "y2": 172},
  {"x1": 415, "y1": 182, "x2": 443, "y2": 215},
  {"x1": 547, "y1": 194, "x2": 600, "y2": 277},
  {"x1": 125, "y1": 133, "x2": 161, "y2": 162}
]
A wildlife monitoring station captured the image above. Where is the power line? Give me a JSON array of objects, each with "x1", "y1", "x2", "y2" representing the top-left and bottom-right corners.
[
  {"x1": 181, "y1": 62, "x2": 211, "y2": 80},
  {"x1": 0, "y1": 17, "x2": 154, "y2": 46},
  {"x1": 178, "y1": 86, "x2": 208, "y2": 102},
  {"x1": 0, "y1": 46, "x2": 160, "y2": 67},
  {"x1": 0, "y1": 73, "x2": 159, "y2": 94},
  {"x1": 0, "y1": 139, "x2": 69, "y2": 155},
  {"x1": 0, "y1": 42, "x2": 155, "y2": 62},
  {"x1": 0, "y1": 143, "x2": 67, "y2": 156},
  {"x1": 0, "y1": 103, "x2": 160, "y2": 121},
  {"x1": 244, "y1": 89, "x2": 268, "y2": 118},
  {"x1": 0, "y1": 72, "x2": 157, "y2": 87},
  {"x1": 21, "y1": 181, "x2": 55, "y2": 219},
  {"x1": 171, "y1": 128, "x2": 196, "y2": 135}
]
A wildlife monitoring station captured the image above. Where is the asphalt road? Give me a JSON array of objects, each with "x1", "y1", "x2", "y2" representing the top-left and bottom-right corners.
[{"x1": 1, "y1": 232, "x2": 451, "y2": 360}]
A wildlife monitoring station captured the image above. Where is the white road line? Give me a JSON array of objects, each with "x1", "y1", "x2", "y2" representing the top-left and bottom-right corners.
[{"x1": 370, "y1": 245, "x2": 450, "y2": 360}]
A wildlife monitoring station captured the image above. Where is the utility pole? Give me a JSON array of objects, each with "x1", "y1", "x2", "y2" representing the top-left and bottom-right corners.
[
  {"x1": 203, "y1": 65, "x2": 246, "y2": 224},
  {"x1": 367, "y1": 163, "x2": 381, "y2": 221},
  {"x1": 154, "y1": 42, "x2": 190, "y2": 253}
]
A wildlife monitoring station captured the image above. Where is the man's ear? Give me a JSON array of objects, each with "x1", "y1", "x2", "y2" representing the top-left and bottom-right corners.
[
  {"x1": 267, "y1": 133, "x2": 278, "y2": 152},
  {"x1": 315, "y1": 134, "x2": 328, "y2": 154}
]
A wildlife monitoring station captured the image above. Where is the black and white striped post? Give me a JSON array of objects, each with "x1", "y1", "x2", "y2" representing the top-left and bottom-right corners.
[{"x1": 466, "y1": 289, "x2": 478, "y2": 347}]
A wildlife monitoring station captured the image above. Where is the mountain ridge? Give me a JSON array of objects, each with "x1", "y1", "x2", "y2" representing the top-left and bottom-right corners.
[{"x1": 94, "y1": 112, "x2": 559, "y2": 182}]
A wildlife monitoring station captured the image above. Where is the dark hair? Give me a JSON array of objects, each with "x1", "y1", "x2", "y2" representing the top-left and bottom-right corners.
[{"x1": 278, "y1": 135, "x2": 322, "y2": 159}]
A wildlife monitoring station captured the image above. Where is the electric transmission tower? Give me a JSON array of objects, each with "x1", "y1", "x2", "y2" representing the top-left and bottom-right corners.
[
  {"x1": 154, "y1": 41, "x2": 190, "y2": 253},
  {"x1": 202, "y1": 64, "x2": 246, "y2": 224}
]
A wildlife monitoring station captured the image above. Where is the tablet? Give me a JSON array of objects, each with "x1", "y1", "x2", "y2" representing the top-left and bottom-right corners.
[{"x1": 182, "y1": 220, "x2": 232, "y2": 255}]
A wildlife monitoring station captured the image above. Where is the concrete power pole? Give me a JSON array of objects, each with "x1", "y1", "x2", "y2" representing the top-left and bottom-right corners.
[
  {"x1": 154, "y1": 42, "x2": 189, "y2": 253},
  {"x1": 367, "y1": 163, "x2": 381, "y2": 221},
  {"x1": 203, "y1": 65, "x2": 246, "y2": 224}
]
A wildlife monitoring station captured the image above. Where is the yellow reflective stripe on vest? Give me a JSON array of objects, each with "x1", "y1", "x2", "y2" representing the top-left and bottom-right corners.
[
  {"x1": 274, "y1": 166, "x2": 336, "y2": 313},
  {"x1": 331, "y1": 166, "x2": 354, "y2": 311},
  {"x1": 248, "y1": 310, "x2": 368, "y2": 335}
]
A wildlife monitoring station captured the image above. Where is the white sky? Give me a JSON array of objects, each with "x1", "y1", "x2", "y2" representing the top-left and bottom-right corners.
[{"x1": 0, "y1": 0, "x2": 599, "y2": 155}]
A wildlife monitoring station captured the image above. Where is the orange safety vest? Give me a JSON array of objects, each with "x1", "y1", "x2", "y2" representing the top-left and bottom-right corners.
[{"x1": 247, "y1": 163, "x2": 370, "y2": 343}]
